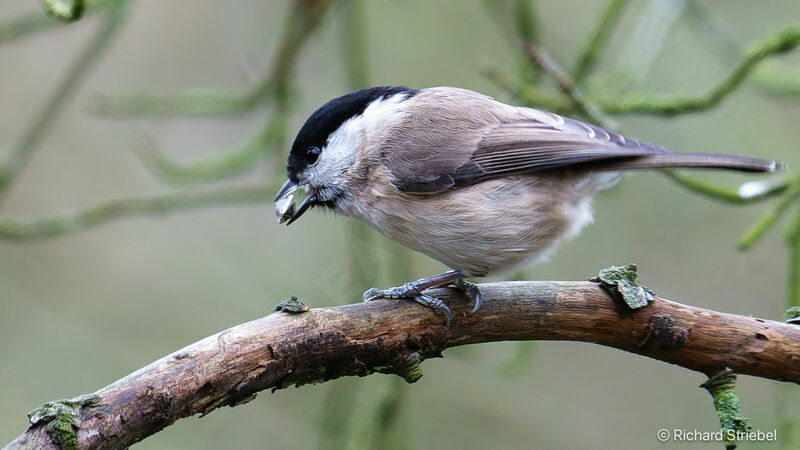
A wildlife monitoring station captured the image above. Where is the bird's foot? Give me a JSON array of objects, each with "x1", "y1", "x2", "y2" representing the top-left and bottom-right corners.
[
  {"x1": 362, "y1": 271, "x2": 464, "y2": 326},
  {"x1": 451, "y1": 278, "x2": 483, "y2": 314},
  {"x1": 363, "y1": 282, "x2": 453, "y2": 327}
]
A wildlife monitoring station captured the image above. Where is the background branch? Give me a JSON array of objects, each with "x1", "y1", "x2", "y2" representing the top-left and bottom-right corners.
[
  {"x1": 130, "y1": 116, "x2": 285, "y2": 185},
  {"x1": 572, "y1": 0, "x2": 630, "y2": 84},
  {"x1": 41, "y1": 0, "x2": 86, "y2": 23},
  {"x1": 685, "y1": 0, "x2": 800, "y2": 98},
  {"x1": 600, "y1": 24, "x2": 800, "y2": 116},
  {"x1": 86, "y1": 0, "x2": 339, "y2": 188},
  {"x1": 0, "y1": 0, "x2": 117, "y2": 44},
  {"x1": 87, "y1": 0, "x2": 337, "y2": 118},
  {"x1": 495, "y1": 23, "x2": 800, "y2": 117},
  {"x1": 519, "y1": 38, "x2": 614, "y2": 128},
  {"x1": 0, "y1": 1, "x2": 129, "y2": 201},
  {"x1": 5, "y1": 280, "x2": 799, "y2": 449},
  {"x1": 0, "y1": 11, "x2": 63, "y2": 44},
  {"x1": 0, "y1": 184, "x2": 273, "y2": 241},
  {"x1": 663, "y1": 172, "x2": 794, "y2": 206}
]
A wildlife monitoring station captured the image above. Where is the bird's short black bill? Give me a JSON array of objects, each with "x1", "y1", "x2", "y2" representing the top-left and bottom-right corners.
[
  {"x1": 274, "y1": 179, "x2": 299, "y2": 202},
  {"x1": 274, "y1": 179, "x2": 314, "y2": 225}
]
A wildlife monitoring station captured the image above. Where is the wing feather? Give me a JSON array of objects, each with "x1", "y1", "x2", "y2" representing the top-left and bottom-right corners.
[
  {"x1": 394, "y1": 115, "x2": 670, "y2": 193},
  {"x1": 384, "y1": 89, "x2": 670, "y2": 194}
]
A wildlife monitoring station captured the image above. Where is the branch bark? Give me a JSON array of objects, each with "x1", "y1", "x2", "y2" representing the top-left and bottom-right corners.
[{"x1": 5, "y1": 281, "x2": 800, "y2": 449}]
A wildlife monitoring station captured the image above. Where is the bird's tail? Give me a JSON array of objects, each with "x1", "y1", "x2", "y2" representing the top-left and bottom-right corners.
[{"x1": 593, "y1": 153, "x2": 779, "y2": 173}]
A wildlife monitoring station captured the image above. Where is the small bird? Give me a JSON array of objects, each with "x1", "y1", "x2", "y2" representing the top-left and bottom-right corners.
[{"x1": 275, "y1": 86, "x2": 777, "y2": 325}]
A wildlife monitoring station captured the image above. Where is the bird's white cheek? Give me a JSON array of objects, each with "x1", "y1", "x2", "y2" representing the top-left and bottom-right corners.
[
  {"x1": 306, "y1": 152, "x2": 351, "y2": 188},
  {"x1": 307, "y1": 122, "x2": 362, "y2": 188}
]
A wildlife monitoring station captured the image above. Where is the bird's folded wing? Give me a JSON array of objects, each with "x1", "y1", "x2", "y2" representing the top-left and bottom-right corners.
[{"x1": 392, "y1": 115, "x2": 669, "y2": 194}]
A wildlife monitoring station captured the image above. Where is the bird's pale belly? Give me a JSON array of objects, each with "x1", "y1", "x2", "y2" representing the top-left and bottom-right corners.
[{"x1": 341, "y1": 174, "x2": 599, "y2": 277}]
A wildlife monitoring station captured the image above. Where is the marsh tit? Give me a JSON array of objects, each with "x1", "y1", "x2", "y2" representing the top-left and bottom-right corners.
[{"x1": 275, "y1": 86, "x2": 777, "y2": 325}]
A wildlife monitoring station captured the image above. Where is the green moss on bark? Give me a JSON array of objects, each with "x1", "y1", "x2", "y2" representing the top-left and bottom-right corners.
[
  {"x1": 590, "y1": 263, "x2": 655, "y2": 309},
  {"x1": 27, "y1": 394, "x2": 100, "y2": 449}
]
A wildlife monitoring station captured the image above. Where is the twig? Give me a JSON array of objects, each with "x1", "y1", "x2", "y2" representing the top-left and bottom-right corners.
[
  {"x1": 4, "y1": 280, "x2": 799, "y2": 449},
  {"x1": 88, "y1": 0, "x2": 337, "y2": 118},
  {"x1": 88, "y1": 88, "x2": 275, "y2": 118},
  {"x1": 0, "y1": 11, "x2": 61, "y2": 44},
  {"x1": 513, "y1": 0, "x2": 538, "y2": 46},
  {"x1": 684, "y1": 0, "x2": 800, "y2": 98},
  {"x1": 483, "y1": 67, "x2": 573, "y2": 113},
  {"x1": 738, "y1": 183, "x2": 800, "y2": 250},
  {"x1": 0, "y1": 183, "x2": 274, "y2": 241},
  {"x1": 352, "y1": 378, "x2": 408, "y2": 450},
  {"x1": 0, "y1": 1, "x2": 129, "y2": 201},
  {"x1": 572, "y1": 0, "x2": 631, "y2": 84},
  {"x1": 602, "y1": 24, "x2": 800, "y2": 116},
  {"x1": 786, "y1": 208, "x2": 800, "y2": 306},
  {"x1": 342, "y1": 0, "x2": 369, "y2": 90},
  {"x1": 519, "y1": 38, "x2": 614, "y2": 128},
  {"x1": 0, "y1": 0, "x2": 117, "y2": 45},
  {"x1": 131, "y1": 115, "x2": 285, "y2": 185},
  {"x1": 482, "y1": 0, "x2": 537, "y2": 43},
  {"x1": 90, "y1": 0, "x2": 337, "y2": 186},
  {"x1": 777, "y1": 206, "x2": 800, "y2": 450},
  {"x1": 494, "y1": 24, "x2": 800, "y2": 118},
  {"x1": 750, "y1": 62, "x2": 800, "y2": 97},
  {"x1": 777, "y1": 382, "x2": 800, "y2": 450},
  {"x1": 41, "y1": 0, "x2": 86, "y2": 22},
  {"x1": 663, "y1": 171, "x2": 792, "y2": 205},
  {"x1": 701, "y1": 370, "x2": 751, "y2": 450}
]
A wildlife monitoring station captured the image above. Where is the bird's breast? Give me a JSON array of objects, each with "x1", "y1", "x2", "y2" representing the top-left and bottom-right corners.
[{"x1": 339, "y1": 171, "x2": 600, "y2": 277}]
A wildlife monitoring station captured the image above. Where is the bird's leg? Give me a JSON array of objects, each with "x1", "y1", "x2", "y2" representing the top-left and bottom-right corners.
[{"x1": 362, "y1": 270, "x2": 483, "y2": 326}]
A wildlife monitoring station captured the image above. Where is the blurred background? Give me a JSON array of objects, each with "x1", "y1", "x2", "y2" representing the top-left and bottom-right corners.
[{"x1": 1, "y1": 0, "x2": 799, "y2": 448}]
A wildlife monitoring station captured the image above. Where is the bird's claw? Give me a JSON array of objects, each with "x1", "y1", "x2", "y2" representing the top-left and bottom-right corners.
[
  {"x1": 362, "y1": 282, "x2": 451, "y2": 326},
  {"x1": 362, "y1": 287, "x2": 384, "y2": 303},
  {"x1": 412, "y1": 293, "x2": 453, "y2": 327},
  {"x1": 453, "y1": 278, "x2": 483, "y2": 314},
  {"x1": 362, "y1": 282, "x2": 421, "y2": 302}
]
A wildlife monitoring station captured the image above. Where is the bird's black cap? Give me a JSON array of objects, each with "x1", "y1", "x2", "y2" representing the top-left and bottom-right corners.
[{"x1": 287, "y1": 86, "x2": 417, "y2": 181}]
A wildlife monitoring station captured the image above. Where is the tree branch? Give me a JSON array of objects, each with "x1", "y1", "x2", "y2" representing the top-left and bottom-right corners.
[
  {"x1": 600, "y1": 23, "x2": 800, "y2": 116},
  {"x1": 662, "y1": 171, "x2": 794, "y2": 206},
  {"x1": 87, "y1": 0, "x2": 337, "y2": 118},
  {"x1": 572, "y1": 0, "x2": 631, "y2": 84},
  {"x1": 0, "y1": 183, "x2": 274, "y2": 241},
  {"x1": 519, "y1": 38, "x2": 614, "y2": 128},
  {"x1": 0, "y1": 1, "x2": 129, "y2": 200},
  {"x1": 5, "y1": 280, "x2": 800, "y2": 449},
  {"x1": 492, "y1": 24, "x2": 800, "y2": 118},
  {"x1": 129, "y1": 116, "x2": 285, "y2": 185},
  {"x1": 0, "y1": 0, "x2": 117, "y2": 45},
  {"x1": 685, "y1": 0, "x2": 800, "y2": 98},
  {"x1": 41, "y1": 0, "x2": 86, "y2": 23}
]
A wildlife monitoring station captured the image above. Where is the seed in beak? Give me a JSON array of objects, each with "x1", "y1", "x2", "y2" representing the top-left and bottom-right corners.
[{"x1": 275, "y1": 194, "x2": 296, "y2": 224}]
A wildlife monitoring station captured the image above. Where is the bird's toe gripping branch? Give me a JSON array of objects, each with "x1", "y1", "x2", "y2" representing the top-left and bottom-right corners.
[
  {"x1": 361, "y1": 270, "x2": 483, "y2": 327},
  {"x1": 452, "y1": 278, "x2": 483, "y2": 314},
  {"x1": 363, "y1": 281, "x2": 454, "y2": 327}
]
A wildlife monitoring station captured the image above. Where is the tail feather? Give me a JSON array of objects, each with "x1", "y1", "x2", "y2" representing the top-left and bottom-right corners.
[{"x1": 592, "y1": 153, "x2": 778, "y2": 173}]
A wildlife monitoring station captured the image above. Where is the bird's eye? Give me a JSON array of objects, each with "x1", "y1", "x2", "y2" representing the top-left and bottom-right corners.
[{"x1": 305, "y1": 146, "x2": 321, "y2": 164}]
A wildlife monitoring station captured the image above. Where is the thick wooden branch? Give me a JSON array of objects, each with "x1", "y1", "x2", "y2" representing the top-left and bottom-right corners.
[{"x1": 6, "y1": 281, "x2": 800, "y2": 449}]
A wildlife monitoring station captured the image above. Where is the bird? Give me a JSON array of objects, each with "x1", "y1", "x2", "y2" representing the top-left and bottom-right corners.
[{"x1": 274, "y1": 86, "x2": 778, "y2": 325}]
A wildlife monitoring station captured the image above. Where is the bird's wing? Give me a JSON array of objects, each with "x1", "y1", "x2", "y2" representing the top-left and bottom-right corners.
[
  {"x1": 468, "y1": 118, "x2": 669, "y2": 179},
  {"x1": 389, "y1": 109, "x2": 669, "y2": 194}
]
